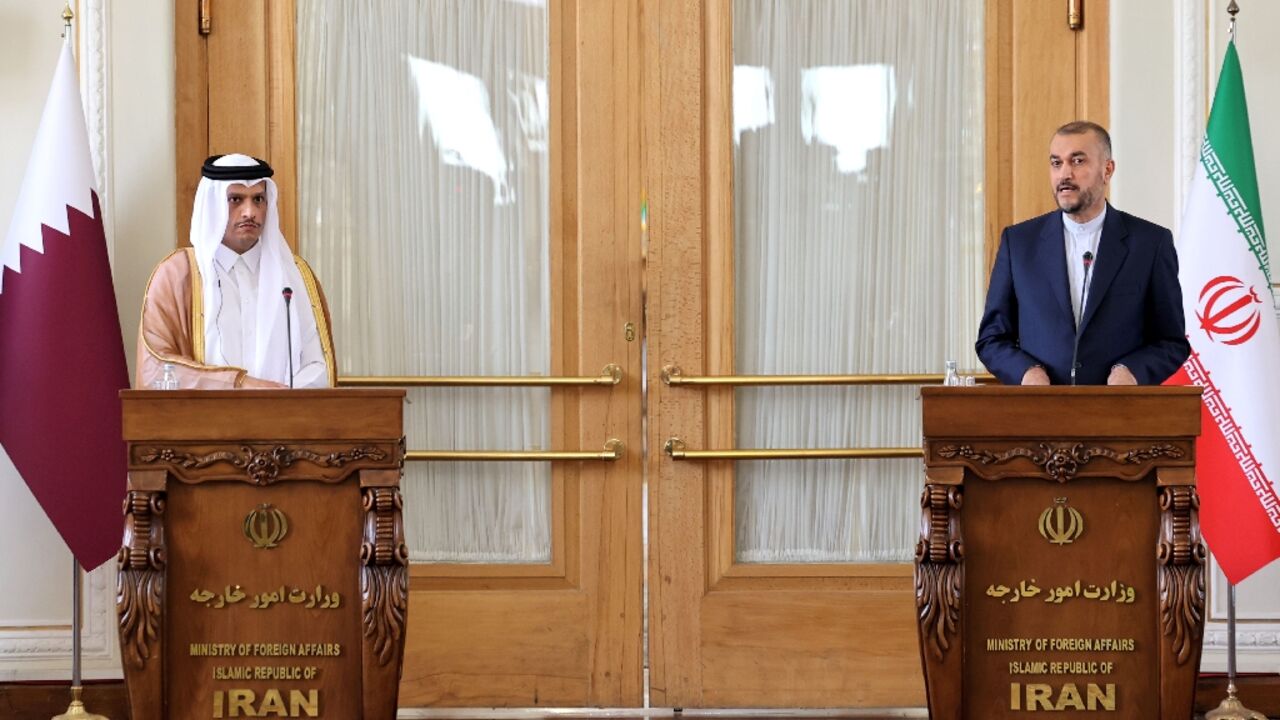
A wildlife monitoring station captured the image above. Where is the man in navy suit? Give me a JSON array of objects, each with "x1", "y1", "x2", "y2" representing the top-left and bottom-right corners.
[{"x1": 976, "y1": 121, "x2": 1190, "y2": 385}]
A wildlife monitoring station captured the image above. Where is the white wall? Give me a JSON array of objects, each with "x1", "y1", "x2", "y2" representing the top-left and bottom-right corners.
[
  {"x1": 0, "y1": 0, "x2": 174, "y2": 680},
  {"x1": 1112, "y1": 0, "x2": 1280, "y2": 674},
  {"x1": 0, "y1": 0, "x2": 76, "y2": 638},
  {"x1": 1109, "y1": 0, "x2": 1176, "y2": 229}
]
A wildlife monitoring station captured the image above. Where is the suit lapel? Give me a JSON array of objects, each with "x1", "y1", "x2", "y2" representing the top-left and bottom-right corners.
[
  {"x1": 1036, "y1": 212, "x2": 1074, "y2": 327},
  {"x1": 1078, "y1": 204, "x2": 1130, "y2": 334}
]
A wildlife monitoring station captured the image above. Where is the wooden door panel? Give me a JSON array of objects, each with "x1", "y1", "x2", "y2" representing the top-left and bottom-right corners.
[
  {"x1": 401, "y1": 591, "x2": 591, "y2": 706},
  {"x1": 181, "y1": 0, "x2": 1103, "y2": 709},
  {"x1": 176, "y1": 0, "x2": 643, "y2": 708},
  {"x1": 700, "y1": 590, "x2": 923, "y2": 707},
  {"x1": 394, "y1": 0, "x2": 643, "y2": 706},
  {"x1": 646, "y1": 0, "x2": 1108, "y2": 709}
]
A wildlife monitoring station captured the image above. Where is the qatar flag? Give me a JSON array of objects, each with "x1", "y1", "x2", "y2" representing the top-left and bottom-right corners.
[
  {"x1": 0, "y1": 41, "x2": 129, "y2": 570},
  {"x1": 1166, "y1": 41, "x2": 1280, "y2": 584}
]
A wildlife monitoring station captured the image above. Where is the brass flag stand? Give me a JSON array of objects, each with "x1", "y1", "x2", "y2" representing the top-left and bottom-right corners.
[
  {"x1": 1205, "y1": 586, "x2": 1264, "y2": 720},
  {"x1": 51, "y1": 561, "x2": 108, "y2": 720}
]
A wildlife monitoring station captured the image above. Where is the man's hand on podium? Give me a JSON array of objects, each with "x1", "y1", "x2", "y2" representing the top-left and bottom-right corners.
[
  {"x1": 1107, "y1": 364, "x2": 1138, "y2": 385},
  {"x1": 1021, "y1": 366, "x2": 1050, "y2": 385}
]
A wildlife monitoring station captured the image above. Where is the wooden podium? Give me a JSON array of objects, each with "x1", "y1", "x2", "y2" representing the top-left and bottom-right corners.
[
  {"x1": 116, "y1": 389, "x2": 407, "y2": 720},
  {"x1": 916, "y1": 386, "x2": 1206, "y2": 719}
]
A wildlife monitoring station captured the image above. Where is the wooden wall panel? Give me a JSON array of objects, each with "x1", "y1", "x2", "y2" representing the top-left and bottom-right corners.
[
  {"x1": 206, "y1": 0, "x2": 268, "y2": 157},
  {"x1": 174, "y1": 0, "x2": 207, "y2": 246},
  {"x1": 174, "y1": 0, "x2": 297, "y2": 248},
  {"x1": 1009, "y1": 1, "x2": 1078, "y2": 226},
  {"x1": 984, "y1": 0, "x2": 1110, "y2": 272}
]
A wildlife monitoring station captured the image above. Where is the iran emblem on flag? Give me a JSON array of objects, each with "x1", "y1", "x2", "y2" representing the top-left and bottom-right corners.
[{"x1": 1167, "y1": 40, "x2": 1280, "y2": 585}]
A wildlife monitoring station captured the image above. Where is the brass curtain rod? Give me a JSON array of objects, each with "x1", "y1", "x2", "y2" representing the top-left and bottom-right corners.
[
  {"x1": 406, "y1": 439, "x2": 624, "y2": 462},
  {"x1": 664, "y1": 438, "x2": 922, "y2": 461},
  {"x1": 661, "y1": 365, "x2": 994, "y2": 386},
  {"x1": 339, "y1": 364, "x2": 623, "y2": 388}
]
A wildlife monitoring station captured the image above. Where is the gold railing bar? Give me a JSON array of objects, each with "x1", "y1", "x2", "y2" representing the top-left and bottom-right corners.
[
  {"x1": 407, "y1": 439, "x2": 624, "y2": 462},
  {"x1": 339, "y1": 363, "x2": 623, "y2": 388},
  {"x1": 663, "y1": 438, "x2": 922, "y2": 461},
  {"x1": 661, "y1": 364, "x2": 994, "y2": 386}
]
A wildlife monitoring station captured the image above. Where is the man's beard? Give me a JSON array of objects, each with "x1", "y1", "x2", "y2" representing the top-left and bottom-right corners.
[{"x1": 1056, "y1": 185, "x2": 1096, "y2": 215}]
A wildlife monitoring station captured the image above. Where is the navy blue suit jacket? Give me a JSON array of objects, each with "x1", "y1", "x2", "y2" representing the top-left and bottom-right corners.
[{"x1": 976, "y1": 204, "x2": 1190, "y2": 385}]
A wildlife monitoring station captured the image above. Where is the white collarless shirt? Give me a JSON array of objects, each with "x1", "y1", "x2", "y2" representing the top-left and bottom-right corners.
[
  {"x1": 206, "y1": 241, "x2": 330, "y2": 387},
  {"x1": 1063, "y1": 207, "x2": 1106, "y2": 327},
  {"x1": 210, "y1": 241, "x2": 262, "y2": 368}
]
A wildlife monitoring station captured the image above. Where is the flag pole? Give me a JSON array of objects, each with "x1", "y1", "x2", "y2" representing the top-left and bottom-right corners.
[
  {"x1": 1204, "y1": 7, "x2": 1262, "y2": 716},
  {"x1": 1206, "y1": 584, "x2": 1265, "y2": 720},
  {"x1": 50, "y1": 9, "x2": 109, "y2": 719},
  {"x1": 52, "y1": 560, "x2": 108, "y2": 720}
]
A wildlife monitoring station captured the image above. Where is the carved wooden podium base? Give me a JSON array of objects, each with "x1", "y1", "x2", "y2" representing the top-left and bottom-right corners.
[
  {"x1": 116, "y1": 390, "x2": 407, "y2": 720},
  {"x1": 917, "y1": 387, "x2": 1206, "y2": 719}
]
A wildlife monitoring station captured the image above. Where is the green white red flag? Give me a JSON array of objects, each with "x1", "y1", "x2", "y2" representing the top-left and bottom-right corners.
[{"x1": 1166, "y1": 41, "x2": 1280, "y2": 584}]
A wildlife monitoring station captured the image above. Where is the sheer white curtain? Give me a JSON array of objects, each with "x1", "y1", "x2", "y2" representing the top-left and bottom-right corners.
[
  {"x1": 733, "y1": 0, "x2": 985, "y2": 562},
  {"x1": 296, "y1": 0, "x2": 552, "y2": 562}
]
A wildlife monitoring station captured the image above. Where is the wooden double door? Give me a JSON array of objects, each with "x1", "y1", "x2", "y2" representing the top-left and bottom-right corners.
[{"x1": 175, "y1": 0, "x2": 1106, "y2": 708}]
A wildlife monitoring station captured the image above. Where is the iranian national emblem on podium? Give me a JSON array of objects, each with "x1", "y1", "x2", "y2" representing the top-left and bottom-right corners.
[
  {"x1": 1038, "y1": 498, "x2": 1083, "y2": 546},
  {"x1": 116, "y1": 389, "x2": 409, "y2": 720},
  {"x1": 244, "y1": 504, "x2": 290, "y2": 549},
  {"x1": 916, "y1": 386, "x2": 1206, "y2": 719}
]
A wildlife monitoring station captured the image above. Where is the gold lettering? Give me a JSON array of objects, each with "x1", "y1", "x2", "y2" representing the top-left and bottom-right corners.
[
  {"x1": 258, "y1": 689, "x2": 287, "y2": 716},
  {"x1": 191, "y1": 642, "x2": 239, "y2": 657},
  {"x1": 228, "y1": 689, "x2": 255, "y2": 716},
  {"x1": 1010, "y1": 682, "x2": 1117, "y2": 712},
  {"x1": 1043, "y1": 636, "x2": 1136, "y2": 652},
  {"x1": 1026, "y1": 684, "x2": 1054, "y2": 710},
  {"x1": 291, "y1": 689, "x2": 320, "y2": 717},
  {"x1": 1088, "y1": 683, "x2": 1117, "y2": 711},
  {"x1": 986, "y1": 637, "x2": 1033, "y2": 652},
  {"x1": 213, "y1": 665, "x2": 254, "y2": 680},
  {"x1": 211, "y1": 688, "x2": 320, "y2": 718},
  {"x1": 1056, "y1": 683, "x2": 1085, "y2": 710}
]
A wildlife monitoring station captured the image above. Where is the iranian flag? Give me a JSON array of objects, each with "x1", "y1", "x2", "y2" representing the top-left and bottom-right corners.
[
  {"x1": 1166, "y1": 41, "x2": 1280, "y2": 584},
  {"x1": 0, "y1": 41, "x2": 129, "y2": 570}
]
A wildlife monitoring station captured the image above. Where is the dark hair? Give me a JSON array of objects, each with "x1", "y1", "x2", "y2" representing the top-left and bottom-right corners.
[{"x1": 1054, "y1": 121, "x2": 1112, "y2": 159}]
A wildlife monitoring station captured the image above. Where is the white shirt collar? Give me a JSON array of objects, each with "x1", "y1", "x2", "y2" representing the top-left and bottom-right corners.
[
  {"x1": 1063, "y1": 205, "x2": 1107, "y2": 236},
  {"x1": 213, "y1": 239, "x2": 263, "y2": 274}
]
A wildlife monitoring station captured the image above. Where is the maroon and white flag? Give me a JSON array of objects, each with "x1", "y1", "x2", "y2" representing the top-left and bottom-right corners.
[{"x1": 0, "y1": 41, "x2": 128, "y2": 570}]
